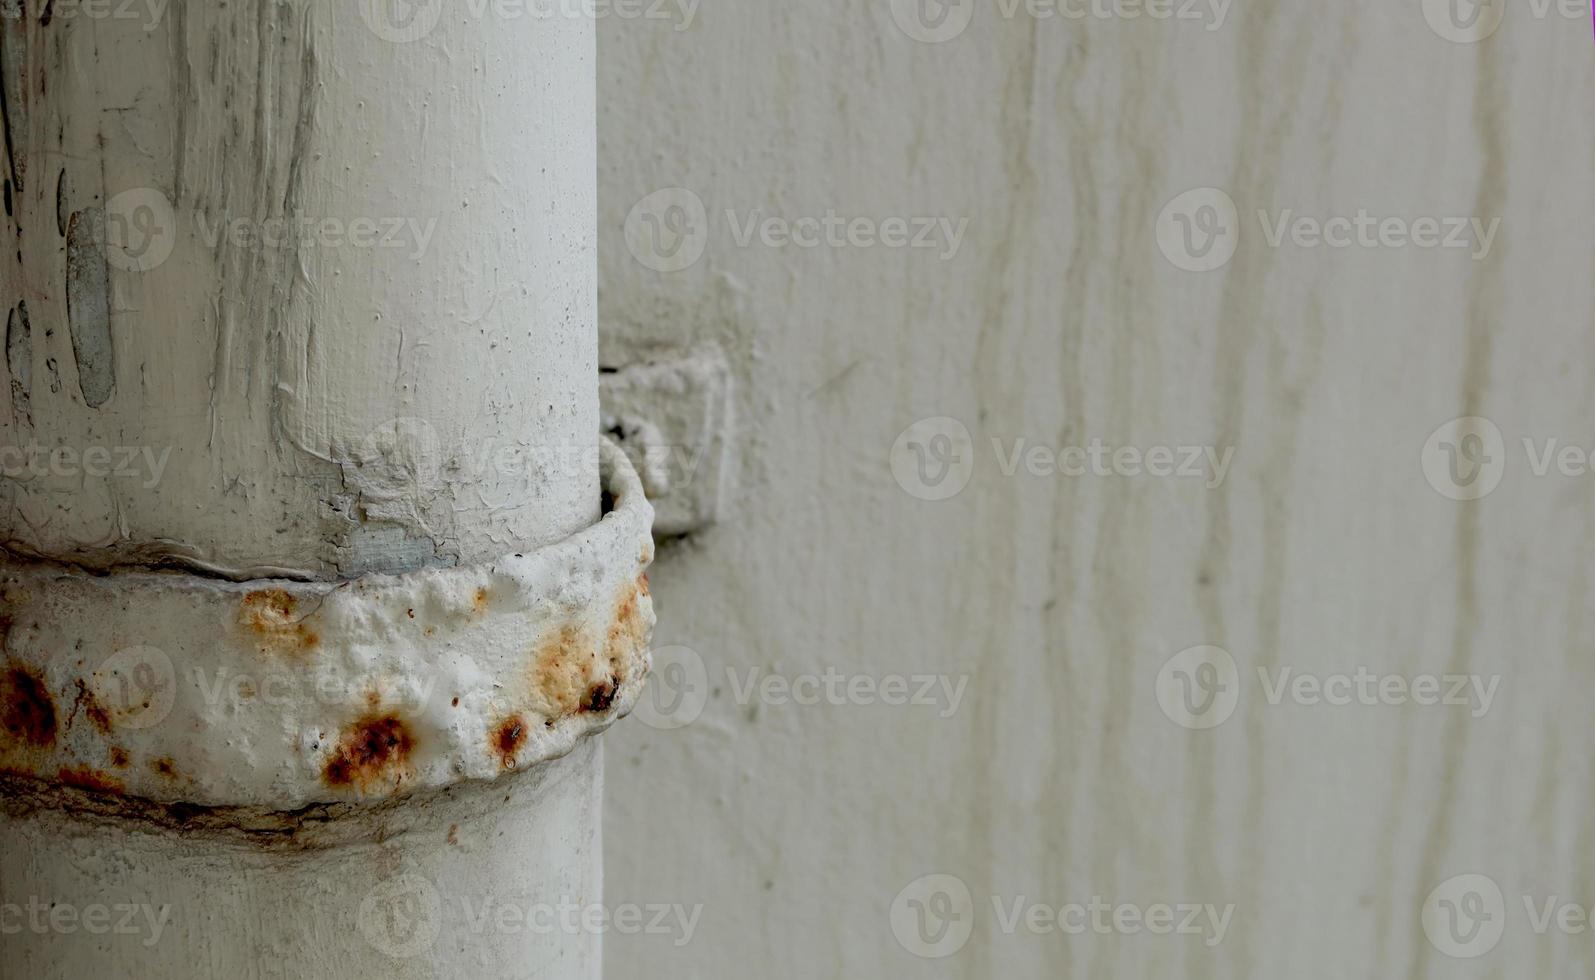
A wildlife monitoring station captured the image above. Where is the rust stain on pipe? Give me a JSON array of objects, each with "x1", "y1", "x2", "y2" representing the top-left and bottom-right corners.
[
  {"x1": 323, "y1": 714, "x2": 415, "y2": 793},
  {"x1": 240, "y1": 589, "x2": 321, "y2": 656},
  {"x1": 1, "y1": 664, "x2": 55, "y2": 748},
  {"x1": 492, "y1": 715, "x2": 528, "y2": 770}
]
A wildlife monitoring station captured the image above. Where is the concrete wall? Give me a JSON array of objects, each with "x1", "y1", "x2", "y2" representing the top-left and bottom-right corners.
[{"x1": 599, "y1": 1, "x2": 1595, "y2": 977}]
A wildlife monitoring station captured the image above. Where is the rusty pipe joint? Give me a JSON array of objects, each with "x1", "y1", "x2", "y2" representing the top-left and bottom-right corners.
[{"x1": 0, "y1": 441, "x2": 654, "y2": 978}]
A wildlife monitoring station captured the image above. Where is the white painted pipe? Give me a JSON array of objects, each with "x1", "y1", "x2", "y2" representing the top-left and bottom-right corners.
[
  {"x1": 0, "y1": 3, "x2": 642, "y2": 978},
  {"x1": 0, "y1": 0, "x2": 598, "y2": 580},
  {"x1": 2, "y1": 740, "x2": 605, "y2": 980}
]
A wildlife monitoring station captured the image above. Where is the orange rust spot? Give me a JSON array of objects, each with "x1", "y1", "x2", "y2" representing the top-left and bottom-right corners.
[
  {"x1": 528, "y1": 577, "x2": 649, "y2": 719},
  {"x1": 604, "y1": 576, "x2": 651, "y2": 676},
  {"x1": 323, "y1": 715, "x2": 415, "y2": 791},
  {"x1": 109, "y1": 747, "x2": 130, "y2": 769},
  {"x1": 474, "y1": 587, "x2": 491, "y2": 613},
  {"x1": 1, "y1": 666, "x2": 56, "y2": 747},
  {"x1": 57, "y1": 766, "x2": 124, "y2": 796},
  {"x1": 493, "y1": 715, "x2": 528, "y2": 770},
  {"x1": 151, "y1": 757, "x2": 178, "y2": 780},
  {"x1": 583, "y1": 680, "x2": 618, "y2": 714},
  {"x1": 529, "y1": 624, "x2": 602, "y2": 717},
  {"x1": 240, "y1": 590, "x2": 321, "y2": 656}
]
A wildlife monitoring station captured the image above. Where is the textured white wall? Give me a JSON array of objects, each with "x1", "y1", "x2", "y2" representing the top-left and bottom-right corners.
[{"x1": 599, "y1": 1, "x2": 1595, "y2": 977}]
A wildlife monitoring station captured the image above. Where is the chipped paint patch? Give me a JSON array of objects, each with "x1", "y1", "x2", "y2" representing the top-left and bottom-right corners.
[
  {"x1": 64, "y1": 208, "x2": 116, "y2": 408},
  {"x1": 6, "y1": 299, "x2": 30, "y2": 425}
]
